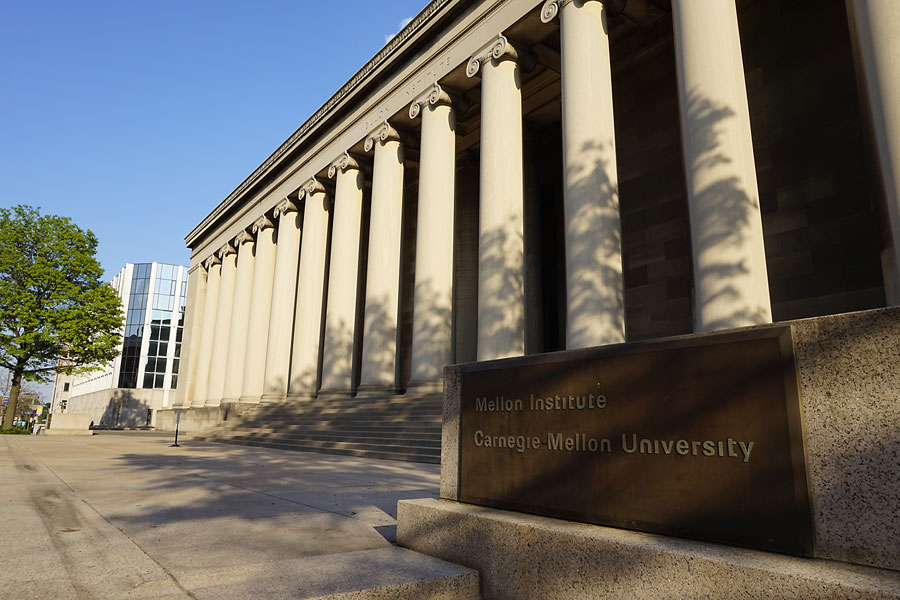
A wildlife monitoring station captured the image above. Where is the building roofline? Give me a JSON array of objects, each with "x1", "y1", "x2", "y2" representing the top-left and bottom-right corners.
[{"x1": 185, "y1": 0, "x2": 454, "y2": 247}]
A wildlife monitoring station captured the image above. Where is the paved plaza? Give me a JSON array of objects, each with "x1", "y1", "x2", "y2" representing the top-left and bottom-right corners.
[{"x1": 0, "y1": 432, "x2": 458, "y2": 599}]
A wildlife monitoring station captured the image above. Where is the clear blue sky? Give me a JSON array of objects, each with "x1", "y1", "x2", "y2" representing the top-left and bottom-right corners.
[{"x1": 1, "y1": 0, "x2": 427, "y2": 278}]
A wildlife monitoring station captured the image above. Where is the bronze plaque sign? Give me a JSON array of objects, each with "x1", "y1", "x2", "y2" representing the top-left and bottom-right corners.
[{"x1": 457, "y1": 326, "x2": 813, "y2": 555}]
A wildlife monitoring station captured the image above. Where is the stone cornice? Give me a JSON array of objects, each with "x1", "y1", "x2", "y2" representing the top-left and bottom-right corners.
[
  {"x1": 328, "y1": 152, "x2": 360, "y2": 179},
  {"x1": 364, "y1": 121, "x2": 402, "y2": 152},
  {"x1": 188, "y1": 0, "x2": 455, "y2": 246}
]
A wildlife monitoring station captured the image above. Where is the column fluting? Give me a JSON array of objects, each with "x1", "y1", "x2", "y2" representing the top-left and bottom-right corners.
[
  {"x1": 288, "y1": 180, "x2": 330, "y2": 398},
  {"x1": 191, "y1": 257, "x2": 219, "y2": 407},
  {"x1": 408, "y1": 84, "x2": 456, "y2": 389},
  {"x1": 847, "y1": 0, "x2": 900, "y2": 304},
  {"x1": 468, "y1": 35, "x2": 526, "y2": 361},
  {"x1": 222, "y1": 231, "x2": 256, "y2": 402},
  {"x1": 178, "y1": 263, "x2": 206, "y2": 407},
  {"x1": 240, "y1": 215, "x2": 277, "y2": 402},
  {"x1": 261, "y1": 198, "x2": 302, "y2": 402},
  {"x1": 672, "y1": 0, "x2": 772, "y2": 332},
  {"x1": 358, "y1": 122, "x2": 405, "y2": 394},
  {"x1": 206, "y1": 242, "x2": 238, "y2": 405},
  {"x1": 543, "y1": 0, "x2": 625, "y2": 348}
]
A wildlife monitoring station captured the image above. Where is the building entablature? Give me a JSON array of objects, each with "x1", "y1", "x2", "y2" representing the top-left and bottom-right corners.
[{"x1": 186, "y1": 0, "x2": 569, "y2": 263}]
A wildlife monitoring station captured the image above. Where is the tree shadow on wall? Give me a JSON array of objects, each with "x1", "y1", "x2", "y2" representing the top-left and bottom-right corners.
[
  {"x1": 477, "y1": 221, "x2": 525, "y2": 360},
  {"x1": 409, "y1": 279, "x2": 453, "y2": 382},
  {"x1": 564, "y1": 137, "x2": 625, "y2": 346},
  {"x1": 360, "y1": 293, "x2": 398, "y2": 388},
  {"x1": 100, "y1": 390, "x2": 151, "y2": 428},
  {"x1": 682, "y1": 88, "x2": 768, "y2": 331},
  {"x1": 316, "y1": 318, "x2": 355, "y2": 393}
]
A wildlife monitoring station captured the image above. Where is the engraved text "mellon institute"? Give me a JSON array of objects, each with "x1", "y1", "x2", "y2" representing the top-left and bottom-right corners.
[{"x1": 475, "y1": 394, "x2": 607, "y2": 412}]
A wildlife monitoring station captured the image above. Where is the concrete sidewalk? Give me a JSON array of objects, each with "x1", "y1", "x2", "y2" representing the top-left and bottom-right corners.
[{"x1": 1, "y1": 432, "x2": 475, "y2": 599}]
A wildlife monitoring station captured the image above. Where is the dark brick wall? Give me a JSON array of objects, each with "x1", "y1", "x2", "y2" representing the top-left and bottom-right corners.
[
  {"x1": 613, "y1": 31, "x2": 694, "y2": 342},
  {"x1": 739, "y1": 0, "x2": 885, "y2": 320},
  {"x1": 609, "y1": 0, "x2": 885, "y2": 342}
]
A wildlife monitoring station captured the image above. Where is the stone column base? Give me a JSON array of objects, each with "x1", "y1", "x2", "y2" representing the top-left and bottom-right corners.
[
  {"x1": 313, "y1": 389, "x2": 355, "y2": 401},
  {"x1": 258, "y1": 394, "x2": 288, "y2": 404},
  {"x1": 404, "y1": 379, "x2": 444, "y2": 397},
  {"x1": 354, "y1": 385, "x2": 403, "y2": 399}
]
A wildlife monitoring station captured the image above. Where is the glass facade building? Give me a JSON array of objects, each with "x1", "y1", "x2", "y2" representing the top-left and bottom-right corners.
[{"x1": 72, "y1": 262, "x2": 188, "y2": 398}]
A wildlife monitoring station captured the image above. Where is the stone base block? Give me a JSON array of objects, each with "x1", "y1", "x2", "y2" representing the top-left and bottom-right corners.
[
  {"x1": 46, "y1": 413, "x2": 94, "y2": 435},
  {"x1": 405, "y1": 379, "x2": 444, "y2": 396},
  {"x1": 355, "y1": 385, "x2": 403, "y2": 399},
  {"x1": 155, "y1": 403, "x2": 255, "y2": 433},
  {"x1": 398, "y1": 498, "x2": 900, "y2": 600}
]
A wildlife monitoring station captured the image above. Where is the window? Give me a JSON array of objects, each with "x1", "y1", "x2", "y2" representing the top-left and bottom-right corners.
[
  {"x1": 139, "y1": 264, "x2": 184, "y2": 390},
  {"x1": 63, "y1": 382, "x2": 70, "y2": 392},
  {"x1": 118, "y1": 263, "x2": 152, "y2": 388}
]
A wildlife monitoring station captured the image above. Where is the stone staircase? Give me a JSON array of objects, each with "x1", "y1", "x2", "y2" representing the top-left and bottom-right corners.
[{"x1": 192, "y1": 394, "x2": 443, "y2": 463}]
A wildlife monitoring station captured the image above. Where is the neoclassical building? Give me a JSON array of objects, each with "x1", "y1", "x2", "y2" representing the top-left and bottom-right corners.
[{"x1": 171, "y1": 0, "x2": 900, "y2": 446}]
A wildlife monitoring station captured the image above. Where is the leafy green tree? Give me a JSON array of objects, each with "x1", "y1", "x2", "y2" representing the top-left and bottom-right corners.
[{"x1": 0, "y1": 205, "x2": 123, "y2": 430}]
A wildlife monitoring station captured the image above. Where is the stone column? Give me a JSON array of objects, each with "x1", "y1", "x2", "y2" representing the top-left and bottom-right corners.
[
  {"x1": 222, "y1": 231, "x2": 256, "y2": 403},
  {"x1": 672, "y1": 0, "x2": 772, "y2": 332},
  {"x1": 240, "y1": 215, "x2": 276, "y2": 403},
  {"x1": 408, "y1": 84, "x2": 457, "y2": 389},
  {"x1": 177, "y1": 263, "x2": 205, "y2": 407},
  {"x1": 191, "y1": 256, "x2": 220, "y2": 407},
  {"x1": 206, "y1": 242, "x2": 238, "y2": 405},
  {"x1": 467, "y1": 35, "x2": 526, "y2": 361},
  {"x1": 319, "y1": 154, "x2": 366, "y2": 397},
  {"x1": 261, "y1": 198, "x2": 302, "y2": 402},
  {"x1": 542, "y1": 0, "x2": 625, "y2": 348},
  {"x1": 288, "y1": 180, "x2": 330, "y2": 398},
  {"x1": 847, "y1": 0, "x2": 900, "y2": 305},
  {"x1": 358, "y1": 122, "x2": 405, "y2": 395}
]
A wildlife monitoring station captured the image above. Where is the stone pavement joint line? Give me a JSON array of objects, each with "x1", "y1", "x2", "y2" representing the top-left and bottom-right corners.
[
  {"x1": 1, "y1": 433, "x2": 479, "y2": 599},
  {"x1": 13, "y1": 440, "x2": 202, "y2": 599}
]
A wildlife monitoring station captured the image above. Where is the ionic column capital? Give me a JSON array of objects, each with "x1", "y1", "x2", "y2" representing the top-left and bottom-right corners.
[
  {"x1": 273, "y1": 197, "x2": 298, "y2": 217},
  {"x1": 233, "y1": 230, "x2": 255, "y2": 247},
  {"x1": 251, "y1": 215, "x2": 274, "y2": 234},
  {"x1": 216, "y1": 242, "x2": 236, "y2": 259},
  {"x1": 299, "y1": 176, "x2": 326, "y2": 199},
  {"x1": 540, "y1": 0, "x2": 570, "y2": 22},
  {"x1": 364, "y1": 121, "x2": 401, "y2": 152},
  {"x1": 466, "y1": 35, "x2": 518, "y2": 78},
  {"x1": 203, "y1": 255, "x2": 221, "y2": 270},
  {"x1": 327, "y1": 152, "x2": 360, "y2": 178},
  {"x1": 409, "y1": 83, "x2": 453, "y2": 119},
  {"x1": 541, "y1": 0, "x2": 626, "y2": 22}
]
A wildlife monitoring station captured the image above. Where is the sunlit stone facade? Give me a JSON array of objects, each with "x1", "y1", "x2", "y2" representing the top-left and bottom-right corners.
[{"x1": 177, "y1": 0, "x2": 900, "y2": 411}]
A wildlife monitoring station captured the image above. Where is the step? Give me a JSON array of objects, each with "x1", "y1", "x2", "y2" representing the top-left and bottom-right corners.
[
  {"x1": 189, "y1": 546, "x2": 480, "y2": 600},
  {"x1": 225, "y1": 436, "x2": 441, "y2": 455},
  {"x1": 220, "y1": 430, "x2": 442, "y2": 444},
  {"x1": 247, "y1": 399, "x2": 443, "y2": 413},
  {"x1": 218, "y1": 425, "x2": 441, "y2": 436},
  {"x1": 217, "y1": 438, "x2": 440, "y2": 463},
  {"x1": 234, "y1": 418, "x2": 442, "y2": 429}
]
